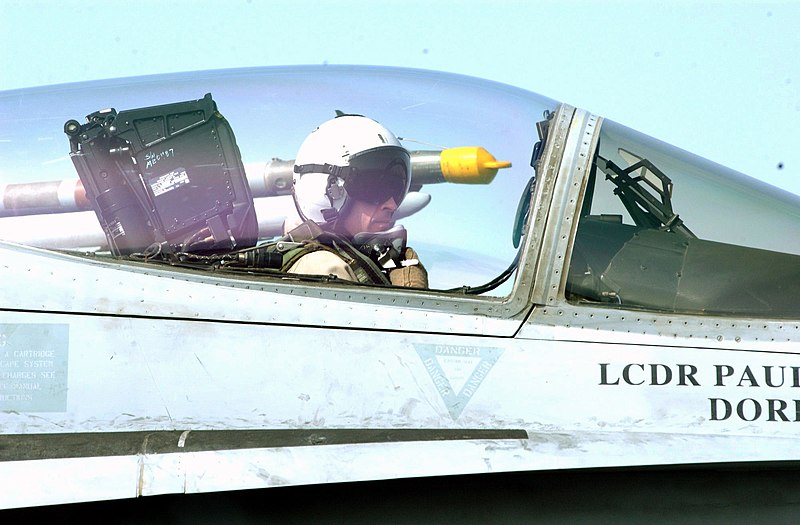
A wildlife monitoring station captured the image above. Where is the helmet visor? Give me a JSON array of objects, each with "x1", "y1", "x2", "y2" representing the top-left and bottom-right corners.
[{"x1": 344, "y1": 146, "x2": 411, "y2": 205}]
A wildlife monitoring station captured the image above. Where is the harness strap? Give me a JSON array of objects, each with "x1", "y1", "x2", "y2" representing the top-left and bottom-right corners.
[{"x1": 281, "y1": 221, "x2": 390, "y2": 285}]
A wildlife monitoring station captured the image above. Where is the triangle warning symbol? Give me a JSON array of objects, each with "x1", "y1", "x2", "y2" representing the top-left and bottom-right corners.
[{"x1": 414, "y1": 343, "x2": 504, "y2": 419}]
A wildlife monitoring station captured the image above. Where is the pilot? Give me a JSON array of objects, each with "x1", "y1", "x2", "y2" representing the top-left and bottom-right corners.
[{"x1": 287, "y1": 114, "x2": 428, "y2": 288}]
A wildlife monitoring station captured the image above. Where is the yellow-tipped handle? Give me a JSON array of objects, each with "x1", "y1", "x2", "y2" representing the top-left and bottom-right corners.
[{"x1": 439, "y1": 146, "x2": 512, "y2": 184}]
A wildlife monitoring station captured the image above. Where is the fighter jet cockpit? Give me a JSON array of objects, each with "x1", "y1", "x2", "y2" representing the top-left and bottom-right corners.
[
  {"x1": 2, "y1": 66, "x2": 800, "y2": 319},
  {"x1": 0, "y1": 67, "x2": 551, "y2": 299},
  {"x1": 59, "y1": 92, "x2": 525, "y2": 294},
  {"x1": 568, "y1": 119, "x2": 800, "y2": 318}
]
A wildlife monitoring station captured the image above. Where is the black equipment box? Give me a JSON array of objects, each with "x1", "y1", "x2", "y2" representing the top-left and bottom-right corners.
[{"x1": 65, "y1": 93, "x2": 258, "y2": 255}]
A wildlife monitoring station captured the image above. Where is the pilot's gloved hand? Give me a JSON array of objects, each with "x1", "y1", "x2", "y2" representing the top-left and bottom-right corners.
[{"x1": 389, "y1": 247, "x2": 428, "y2": 288}]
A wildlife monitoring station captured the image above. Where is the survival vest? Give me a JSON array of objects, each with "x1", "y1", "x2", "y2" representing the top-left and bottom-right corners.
[{"x1": 271, "y1": 220, "x2": 391, "y2": 285}]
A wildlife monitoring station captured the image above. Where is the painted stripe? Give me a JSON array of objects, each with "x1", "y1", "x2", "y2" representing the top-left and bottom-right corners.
[{"x1": 0, "y1": 428, "x2": 527, "y2": 462}]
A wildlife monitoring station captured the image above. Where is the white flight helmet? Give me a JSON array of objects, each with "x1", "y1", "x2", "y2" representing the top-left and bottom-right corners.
[{"x1": 292, "y1": 115, "x2": 411, "y2": 225}]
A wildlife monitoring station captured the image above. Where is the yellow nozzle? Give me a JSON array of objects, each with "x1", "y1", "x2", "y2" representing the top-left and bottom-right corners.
[{"x1": 439, "y1": 147, "x2": 512, "y2": 184}]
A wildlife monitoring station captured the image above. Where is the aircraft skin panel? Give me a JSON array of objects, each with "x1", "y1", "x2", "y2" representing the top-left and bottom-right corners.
[
  {"x1": 2, "y1": 301, "x2": 800, "y2": 509},
  {"x1": 10, "y1": 304, "x2": 798, "y2": 439},
  {"x1": 0, "y1": 309, "x2": 526, "y2": 435},
  {"x1": 1, "y1": 455, "x2": 137, "y2": 509},
  {"x1": 0, "y1": 241, "x2": 522, "y2": 336},
  {"x1": 2, "y1": 432, "x2": 799, "y2": 509},
  {"x1": 521, "y1": 304, "x2": 800, "y2": 351}
]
